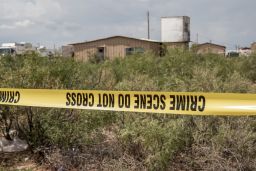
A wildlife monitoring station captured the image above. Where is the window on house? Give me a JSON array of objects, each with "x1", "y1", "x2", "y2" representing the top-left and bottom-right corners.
[
  {"x1": 126, "y1": 48, "x2": 133, "y2": 56},
  {"x1": 96, "y1": 47, "x2": 105, "y2": 61},
  {"x1": 125, "y1": 47, "x2": 145, "y2": 56}
]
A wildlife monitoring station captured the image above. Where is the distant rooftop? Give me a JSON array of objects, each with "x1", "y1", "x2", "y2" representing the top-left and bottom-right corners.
[
  {"x1": 70, "y1": 35, "x2": 188, "y2": 45},
  {"x1": 198, "y1": 42, "x2": 226, "y2": 48},
  {"x1": 161, "y1": 16, "x2": 190, "y2": 18}
]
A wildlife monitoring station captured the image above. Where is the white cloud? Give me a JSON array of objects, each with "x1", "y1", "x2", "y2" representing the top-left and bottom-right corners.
[
  {"x1": 15, "y1": 19, "x2": 34, "y2": 27},
  {"x1": 0, "y1": 0, "x2": 62, "y2": 20},
  {"x1": 0, "y1": 19, "x2": 33, "y2": 30},
  {"x1": 0, "y1": 24, "x2": 14, "y2": 29}
]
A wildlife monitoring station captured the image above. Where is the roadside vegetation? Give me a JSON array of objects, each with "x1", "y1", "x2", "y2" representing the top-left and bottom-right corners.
[{"x1": 0, "y1": 50, "x2": 256, "y2": 170}]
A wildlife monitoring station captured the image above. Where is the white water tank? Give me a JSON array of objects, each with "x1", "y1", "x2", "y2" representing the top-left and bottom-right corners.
[{"x1": 161, "y1": 16, "x2": 190, "y2": 42}]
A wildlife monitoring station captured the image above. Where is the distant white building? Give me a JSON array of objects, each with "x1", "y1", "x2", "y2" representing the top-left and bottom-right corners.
[
  {"x1": 0, "y1": 42, "x2": 56, "y2": 57},
  {"x1": 1, "y1": 42, "x2": 24, "y2": 56},
  {"x1": 36, "y1": 46, "x2": 54, "y2": 57},
  {"x1": 239, "y1": 47, "x2": 251, "y2": 56},
  {"x1": 0, "y1": 42, "x2": 35, "y2": 55},
  {"x1": 161, "y1": 16, "x2": 190, "y2": 42},
  {"x1": 1, "y1": 43, "x2": 18, "y2": 47},
  {"x1": 226, "y1": 50, "x2": 239, "y2": 57},
  {"x1": 251, "y1": 42, "x2": 256, "y2": 53}
]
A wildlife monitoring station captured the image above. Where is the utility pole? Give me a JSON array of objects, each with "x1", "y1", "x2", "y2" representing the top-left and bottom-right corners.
[
  {"x1": 196, "y1": 33, "x2": 199, "y2": 44},
  {"x1": 147, "y1": 11, "x2": 150, "y2": 39}
]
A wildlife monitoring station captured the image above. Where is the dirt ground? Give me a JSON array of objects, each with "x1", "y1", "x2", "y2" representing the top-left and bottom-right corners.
[{"x1": 0, "y1": 151, "x2": 47, "y2": 171}]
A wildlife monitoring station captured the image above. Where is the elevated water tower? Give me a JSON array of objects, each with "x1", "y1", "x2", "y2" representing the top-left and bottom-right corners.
[{"x1": 161, "y1": 16, "x2": 190, "y2": 42}]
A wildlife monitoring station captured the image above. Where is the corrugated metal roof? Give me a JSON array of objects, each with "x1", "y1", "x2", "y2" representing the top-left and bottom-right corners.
[
  {"x1": 197, "y1": 42, "x2": 226, "y2": 49},
  {"x1": 69, "y1": 35, "x2": 188, "y2": 45},
  {"x1": 69, "y1": 36, "x2": 160, "y2": 45},
  {"x1": 161, "y1": 16, "x2": 190, "y2": 19}
]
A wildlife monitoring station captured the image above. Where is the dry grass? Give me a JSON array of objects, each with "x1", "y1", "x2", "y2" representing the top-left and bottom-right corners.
[{"x1": 1, "y1": 52, "x2": 256, "y2": 170}]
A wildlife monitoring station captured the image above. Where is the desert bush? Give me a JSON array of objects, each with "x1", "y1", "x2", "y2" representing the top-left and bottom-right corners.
[
  {"x1": 0, "y1": 55, "x2": 117, "y2": 170},
  {"x1": 239, "y1": 54, "x2": 256, "y2": 82},
  {"x1": 0, "y1": 51, "x2": 255, "y2": 170},
  {"x1": 173, "y1": 116, "x2": 256, "y2": 170},
  {"x1": 119, "y1": 116, "x2": 192, "y2": 170}
]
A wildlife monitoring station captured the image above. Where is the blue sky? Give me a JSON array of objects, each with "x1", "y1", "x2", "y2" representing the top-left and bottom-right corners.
[{"x1": 0, "y1": 0, "x2": 255, "y2": 49}]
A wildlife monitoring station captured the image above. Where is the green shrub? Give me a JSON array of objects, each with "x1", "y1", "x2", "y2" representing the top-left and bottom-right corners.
[
  {"x1": 0, "y1": 51, "x2": 255, "y2": 170},
  {"x1": 119, "y1": 116, "x2": 192, "y2": 170},
  {"x1": 240, "y1": 54, "x2": 256, "y2": 82}
]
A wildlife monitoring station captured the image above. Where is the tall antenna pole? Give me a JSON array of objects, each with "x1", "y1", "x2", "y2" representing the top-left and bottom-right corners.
[{"x1": 147, "y1": 11, "x2": 150, "y2": 39}]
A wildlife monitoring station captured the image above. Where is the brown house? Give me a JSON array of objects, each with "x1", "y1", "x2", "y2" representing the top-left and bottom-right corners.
[
  {"x1": 69, "y1": 36, "x2": 188, "y2": 61},
  {"x1": 194, "y1": 43, "x2": 226, "y2": 56},
  {"x1": 251, "y1": 42, "x2": 256, "y2": 53}
]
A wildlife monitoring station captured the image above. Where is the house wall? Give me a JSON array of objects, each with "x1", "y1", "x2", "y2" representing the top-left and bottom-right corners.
[
  {"x1": 251, "y1": 42, "x2": 256, "y2": 53},
  {"x1": 196, "y1": 44, "x2": 225, "y2": 55},
  {"x1": 73, "y1": 37, "x2": 160, "y2": 62},
  {"x1": 62, "y1": 45, "x2": 74, "y2": 58},
  {"x1": 239, "y1": 48, "x2": 251, "y2": 56},
  {"x1": 164, "y1": 42, "x2": 189, "y2": 50}
]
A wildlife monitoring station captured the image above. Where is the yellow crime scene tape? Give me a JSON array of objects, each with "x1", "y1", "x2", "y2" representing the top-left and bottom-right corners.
[{"x1": 0, "y1": 88, "x2": 256, "y2": 116}]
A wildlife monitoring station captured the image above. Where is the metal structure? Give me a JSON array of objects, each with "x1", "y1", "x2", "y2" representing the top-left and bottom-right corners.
[
  {"x1": 147, "y1": 11, "x2": 150, "y2": 39},
  {"x1": 70, "y1": 36, "x2": 188, "y2": 61},
  {"x1": 0, "y1": 42, "x2": 35, "y2": 56},
  {"x1": 161, "y1": 16, "x2": 190, "y2": 42}
]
